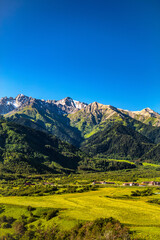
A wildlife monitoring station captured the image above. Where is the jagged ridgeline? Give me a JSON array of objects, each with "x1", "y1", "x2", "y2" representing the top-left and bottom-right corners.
[
  {"x1": 68, "y1": 102, "x2": 160, "y2": 143},
  {"x1": 0, "y1": 119, "x2": 87, "y2": 174},
  {"x1": 1, "y1": 94, "x2": 160, "y2": 165},
  {"x1": 2, "y1": 95, "x2": 85, "y2": 147}
]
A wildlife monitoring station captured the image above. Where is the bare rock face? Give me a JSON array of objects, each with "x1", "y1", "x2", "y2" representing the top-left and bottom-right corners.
[
  {"x1": 1, "y1": 93, "x2": 160, "y2": 128},
  {"x1": 0, "y1": 95, "x2": 88, "y2": 115},
  {"x1": 53, "y1": 97, "x2": 88, "y2": 114},
  {"x1": 0, "y1": 94, "x2": 31, "y2": 114},
  {"x1": 120, "y1": 107, "x2": 160, "y2": 127}
]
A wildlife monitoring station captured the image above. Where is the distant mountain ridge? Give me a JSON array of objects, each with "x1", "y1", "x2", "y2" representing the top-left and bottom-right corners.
[
  {"x1": 1, "y1": 94, "x2": 159, "y2": 123},
  {"x1": 1, "y1": 94, "x2": 160, "y2": 167},
  {"x1": 120, "y1": 107, "x2": 160, "y2": 127},
  {"x1": 0, "y1": 94, "x2": 88, "y2": 115},
  {"x1": 1, "y1": 94, "x2": 160, "y2": 162}
]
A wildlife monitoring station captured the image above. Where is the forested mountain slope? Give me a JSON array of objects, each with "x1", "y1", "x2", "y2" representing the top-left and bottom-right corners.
[
  {"x1": 0, "y1": 119, "x2": 86, "y2": 174},
  {"x1": 1, "y1": 94, "x2": 160, "y2": 165},
  {"x1": 81, "y1": 123, "x2": 154, "y2": 159}
]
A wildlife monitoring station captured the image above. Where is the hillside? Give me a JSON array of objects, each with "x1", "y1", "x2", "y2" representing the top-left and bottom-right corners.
[
  {"x1": 140, "y1": 144, "x2": 160, "y2": 163},
  {"x1": 1, "y1": 95, "x2": 160, "y2": 165},
  {"x1": 122, "y1": 107, "x2": 160, "y2": 127},
  {"x1": 68, "y1": 102, "x2": 122, "y2": 138},
  {"x1": 69, "y1": 102, "x2": 160, "y2": 144},
  {"x1": 81, "y1": 123, "x2": 154, "y2": 160},
  {"x1": 0, "y1": 119, "x2": 137, "y2": 174},
  {"x1": 5, "y1": 97, "x2": 83, "y2": 146},
  {"x1": 0, "y1": 119, "x2": 86, "y2": 174},
  {"x1": 2, "y1": 95, "x2": 160, "y2": 146}
]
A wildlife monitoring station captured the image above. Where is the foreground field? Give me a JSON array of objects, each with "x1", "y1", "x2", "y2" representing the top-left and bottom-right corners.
[{"x1": 0, "y1": 187, "x2": 160, "y2": 239}]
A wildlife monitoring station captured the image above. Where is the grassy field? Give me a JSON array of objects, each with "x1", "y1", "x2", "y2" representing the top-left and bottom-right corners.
[
  {"x1": 143, "y1": 162, "x2": 160, "y2": 168},
  {"x1": 0, "y1": 187, "x2": 160, "y2": 239},
  {"x1": 107, "y1": 159, "x2": 136, "y2": 164}
]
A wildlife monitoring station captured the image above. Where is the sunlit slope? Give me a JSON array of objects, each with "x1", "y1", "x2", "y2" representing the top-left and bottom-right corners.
[
  {"x1": 0, "y1": 187, "x2": 160, "y2": 239},
  {"x1": 69, "y1": 102, "x2": 160, "y2": 144},
  {"x1": 4, "y1": 100, "x2": 160, "y2": 147},
  {"x1": 5, "y1": 103, "x2": 83, "y2": 146},
  {"x1": 122, "y1": 107, "x2": 160, "y2": 127}
]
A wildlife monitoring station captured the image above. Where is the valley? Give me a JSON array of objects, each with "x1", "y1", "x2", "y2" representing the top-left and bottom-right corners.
[
  {"x1": 1, "y1": 180, "x2": 160, "y2": 239},
  {"x1": 0, "y1": 94, "x2": 160, "y2": 239}
]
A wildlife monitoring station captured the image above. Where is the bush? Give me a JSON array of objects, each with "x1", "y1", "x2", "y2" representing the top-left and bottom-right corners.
[
  {"x1": 13, "y1": 221, "x2": 26, "y2": 235},
  {"x1": 32, "y1": 217, "x2": 132, "y2": 240},
  {"x1": 131, "y1": 188, "x2": 153, "y2": 197},
  {"x1": 27, "y1": 206, "x2": 35, "y2": 212},
  {"x1": 0, "y1": 233, "x2": 14, "y2": 240},
  {"x1": 0, "y1": 205, "x2": 5, "y2": 214},
  {"x1": 0, "y1": 215, "x2": 15, "y2": 226},
  {"x1": 27, "y1": 217, "x2": 37, "y2": 224},
  {"x1": 46, "y1": 209, "x2": 59, "y2": 220},
  {"x1": 6, "y1": 216, "x2": 15, "y2": 224},
  {"x1": 1, "y1": 222, "x2": 11, "y2": 228},
  {"x1": 148, "y1": 199, "x2": 160, "y2": 205}
]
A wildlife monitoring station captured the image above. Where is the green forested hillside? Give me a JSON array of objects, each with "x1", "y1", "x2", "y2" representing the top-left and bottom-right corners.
[
  {"x1": 69, "y1": 102, "x2": 160, "y2": 144},
  {"x1": 0, "y1": 119, "x2": 138, "y2": 174},
  {"x1": 81, "y1": 123, "x2": 154, "y2": 159},
  {"x1": 3, "y1": 99, "x2": 160, "y2": 166},
  {"x1": 5, "y1": 100, "x2": 160, "y2": 147},
  {"x1": 140, "y1": 143, "x2": 160, "y2": 163},
  {"x1": 6, "y1": 103, "x2": 83, "y2": 146},
  {"x1": 0, "y1": 119, "x2": 86, "y2": 174}
]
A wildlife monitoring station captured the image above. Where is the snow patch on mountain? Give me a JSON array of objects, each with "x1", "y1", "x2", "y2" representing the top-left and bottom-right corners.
[
  {"x1": 0, "y1": 95, "x2": 88, "y2": 115},
  {"x1": 53, "y1": 97, "x2": 88, "y2": 113},
  {"x1": 73, "y1": 100, "x2": 87, "y2": 109}
]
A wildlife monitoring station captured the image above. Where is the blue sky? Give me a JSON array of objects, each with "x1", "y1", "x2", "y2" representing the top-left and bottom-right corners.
[{"x1": 0, "y1": 0, "x2": 160, "y2": 111}]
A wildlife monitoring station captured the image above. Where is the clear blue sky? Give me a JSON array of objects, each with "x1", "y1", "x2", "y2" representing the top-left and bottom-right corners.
[{"x1": 0, "y1": 0, "x2": 160, "y2": 111}]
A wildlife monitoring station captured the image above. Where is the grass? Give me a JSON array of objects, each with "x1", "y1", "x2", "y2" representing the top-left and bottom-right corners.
[
  {"x1": 107, "y1": 158, "x2": 135, "y2": 164},
  {"x1": 143, "y1": 162, "x2": 160, "y2": 168},
  {"x1": 0, "y1": 187, "x2": 160, "y2": 239},
  {"x1": 0, "y1": 204, "x2": 30, "y2": 236}
]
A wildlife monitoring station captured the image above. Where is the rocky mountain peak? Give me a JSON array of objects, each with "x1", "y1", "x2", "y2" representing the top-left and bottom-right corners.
[
  {"x1": 1, "y1": 94, "x2": 160, "y2": 128},
  {"x1": 138, "y1": 108, "x2": 160, "y2": 120},
  {"x1": 0, "y1": 95, "x2": 24, "y2": 114},
  {"x1": 89, "y1": 102, "x2": 104, "y2": 109},
  {"x1": 142, "y1": 107, "x2": 155, "y2": 113},
  {"x1": 87, "y1": 102, "x2": 117, "y2": 112},
  {"x1": 15, "y1": 94, "x2": 29, "y2": 107},
  {"x1": 0, "y1": 94, "x2": 88, "y2": 115},
  {"x1": 133, "y1": 107, "x2": 159, "y2": 117},
  {"x1": 57, "y1": 97, "x2": 75, "y2": 107},
  {"x1": 54, "y1": 97, "x2": 88, "y2": 113}
]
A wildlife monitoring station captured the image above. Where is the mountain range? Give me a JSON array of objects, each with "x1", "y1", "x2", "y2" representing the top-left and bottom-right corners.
[
  {"x1": 0, "y1": 94, "x2": 160, "y2": 173},
  {"x1": 0, "y1": 94, "x2": 87, "y2": 115}
]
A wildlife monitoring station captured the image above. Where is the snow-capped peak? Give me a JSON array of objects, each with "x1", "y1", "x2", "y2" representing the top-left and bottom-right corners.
[
  {"x1": 0, "y1": 94, "x2": 30, "y2": 114},
  {"x1": 73, "y1": 100, "x2": 87, "y2": 109},
  {"x1": 0, "y1": 95, "x2": 89, "y2": 115},
  {"x1": 52, "y1": 97, "x2": 88, "y2": 113}
]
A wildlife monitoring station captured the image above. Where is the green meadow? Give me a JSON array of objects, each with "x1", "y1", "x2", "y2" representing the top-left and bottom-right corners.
[{"x1": 0, "y1": 186, "x2": 160, "y2": 239}]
